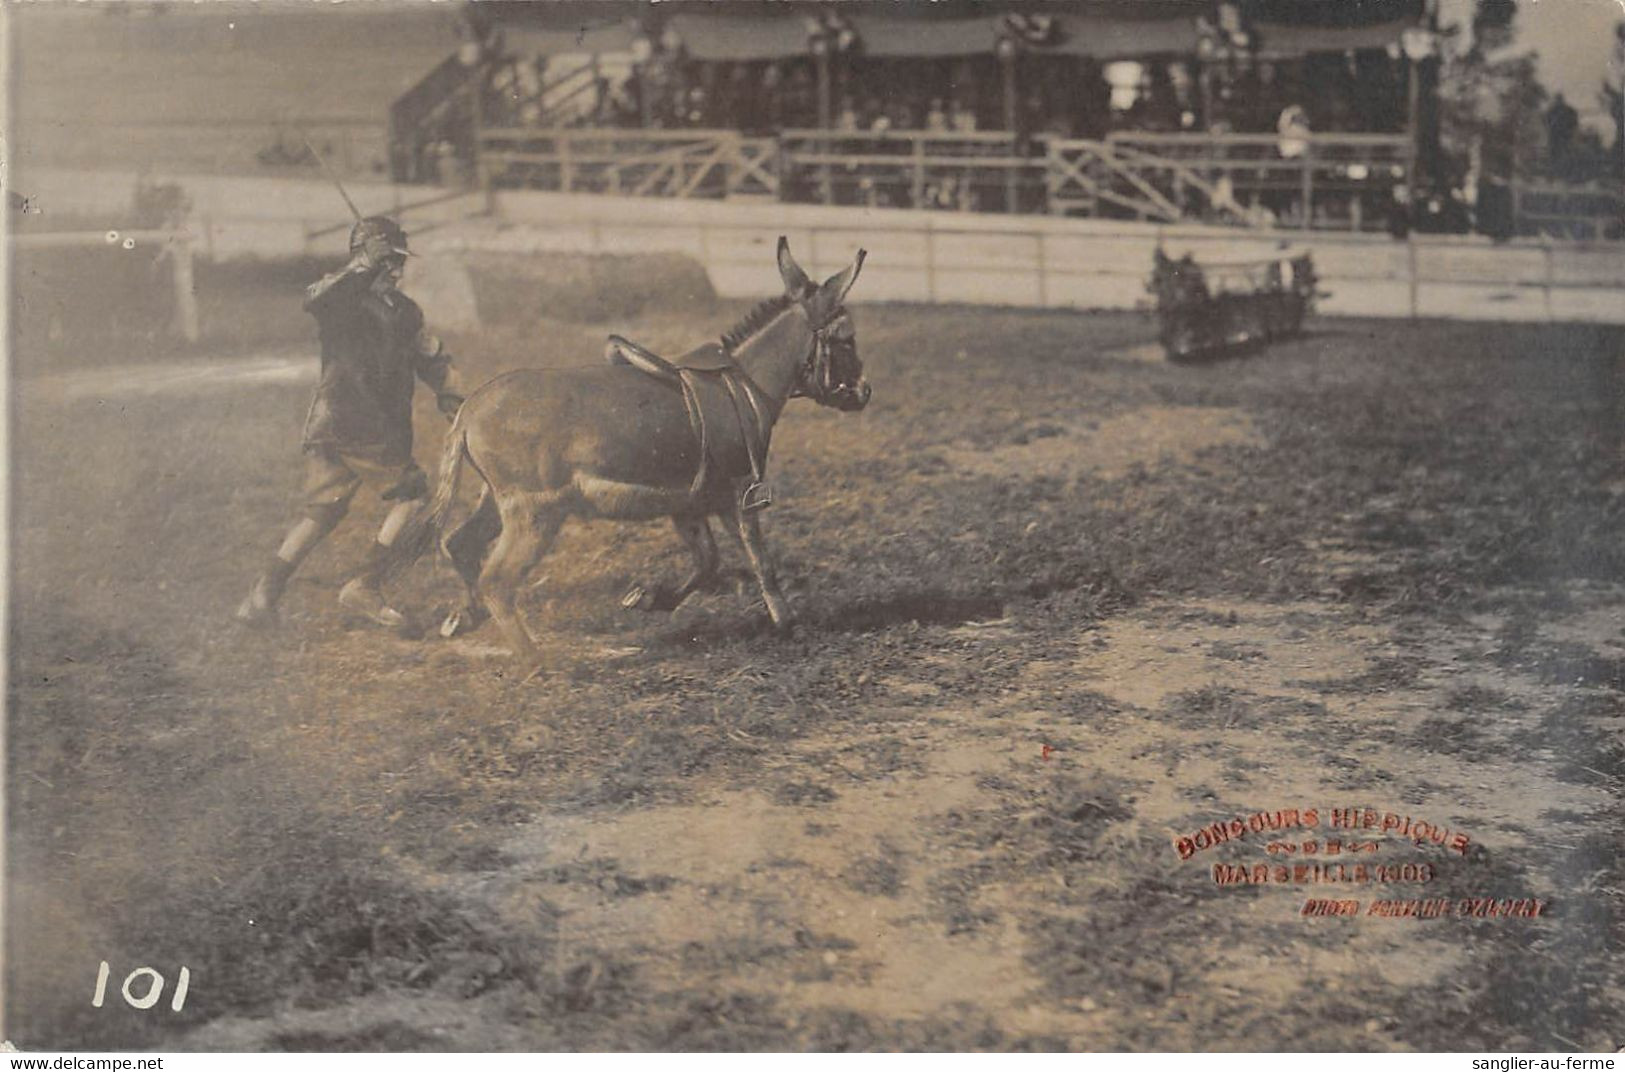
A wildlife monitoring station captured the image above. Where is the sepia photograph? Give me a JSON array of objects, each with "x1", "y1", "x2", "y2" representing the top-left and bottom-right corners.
[{"x1": 4, "y1": 0, "x2": 1624, "y2": 1054}]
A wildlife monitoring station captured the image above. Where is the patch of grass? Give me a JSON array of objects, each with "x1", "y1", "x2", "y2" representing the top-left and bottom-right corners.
[
  {"x1": 1445, "y1": 684, "x2": 1526, "y2": 714},
  {"x1": 543, "y1": 858, "x2": 677, "y2": 899},
  {"x1": 1401, "y1": 715, "x2": 1508, "y2": 763},
  {"x1": 214, "y1": 861, "x2": 534, "y2": 1007},
  {"x1": 1208, "y1": 639, "x2": 1265, "y2": 662},
  {"x1": 648, "y1": 991, "x2": 1038, "y2": 1051},
  {"x1": 1297, "y1": 655, "x2": 1427, "y2": 695},
  {"x1": 268, "y1": 1024, "x2": 455, "y2": 1052},
  {"x1": 771, "y1": 781, "x2": 840, "y2": 807},
  {"x1": 1510, "y1": 693, "x2": 1625, "y2": 785},
  {"x1": 1166, "y1": 684, "x2": 1262, "y2": 730},
  {"x1": 843, "y1": 840, "x2": 907, "y2": 898},
  {"x1": 1359, "y1": 832, "x2": 1623, "y2": 1052}
]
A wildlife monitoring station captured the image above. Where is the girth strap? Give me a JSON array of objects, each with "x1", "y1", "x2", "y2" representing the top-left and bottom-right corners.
[{"x1": 607, "y1": 335, "x2": 773, "y2": 510}]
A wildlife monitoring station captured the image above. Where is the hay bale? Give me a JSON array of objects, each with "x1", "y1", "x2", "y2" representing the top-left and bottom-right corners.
[{"x1": 465, "y1": 252, "x2": 717, "y2": 329}]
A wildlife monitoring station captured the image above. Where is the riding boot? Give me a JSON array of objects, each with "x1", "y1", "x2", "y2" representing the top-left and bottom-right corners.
[
  {"x1": 235, "y1": 556, "x2": 296, "y2": 626},
  {"x1": 338, "y1": 541, "x2": 406, "y2": 629}
]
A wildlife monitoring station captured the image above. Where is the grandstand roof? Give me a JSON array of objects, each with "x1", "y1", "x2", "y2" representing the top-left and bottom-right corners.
[{"x1": 485, "y1": 1, "x2": 1424, "y2": 61}]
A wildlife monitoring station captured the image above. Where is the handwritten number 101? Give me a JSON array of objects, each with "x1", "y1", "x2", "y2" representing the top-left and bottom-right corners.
[{"x1": 92, "y1": 961, "x2": 190, "y2": 1011}]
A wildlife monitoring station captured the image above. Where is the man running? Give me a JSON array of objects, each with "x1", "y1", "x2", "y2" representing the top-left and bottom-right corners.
[{"x1": 236, "y1": 216, "x2": 464, "y2": 629}]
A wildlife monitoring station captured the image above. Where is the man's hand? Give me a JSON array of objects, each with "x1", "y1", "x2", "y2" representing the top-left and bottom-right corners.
[
  {"x1": 437, "y1": 392, "x2": 465, "y2": 421},
  {"x1": 363, "y1": 233, "x2": 398, "y2": 268}
]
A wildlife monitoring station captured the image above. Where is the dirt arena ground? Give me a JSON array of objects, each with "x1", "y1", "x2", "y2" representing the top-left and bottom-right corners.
[{"x1": 6, "y1": 258, "x2": 1625, "y2": 1051}]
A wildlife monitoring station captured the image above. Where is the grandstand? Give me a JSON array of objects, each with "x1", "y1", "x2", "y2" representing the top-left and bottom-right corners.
[{"x1": 390, "y1": 0, "x2": 1460, "y2": 233}]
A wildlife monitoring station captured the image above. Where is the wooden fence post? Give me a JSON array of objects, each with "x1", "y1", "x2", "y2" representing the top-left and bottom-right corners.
[
  {"x1": 912, "y1": 137, "x2": 926, "y2": 209},
  {"x1": 1300, "y1": 141, "x2": 1313, "y2": 230},
  {"x1": 1407, "y1": 230, "x2": 1419, "y2": 320},
  {"x1": 171, "y1": 233, "x2": 200, "y2": 344},
  {"x1": 1035, "y1": 230, "x2": 1048, "y2": 307},
  {"x1": 925, "y1": 226, "x2": 938, "y2": 303},
  {"x1": 1542, "y1": 236, "x2": 1555, "y2": 322}
]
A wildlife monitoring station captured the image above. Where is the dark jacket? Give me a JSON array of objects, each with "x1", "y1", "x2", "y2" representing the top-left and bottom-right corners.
[{"x1": 299, "y1": 266, "x2": 457, "y2": 465}]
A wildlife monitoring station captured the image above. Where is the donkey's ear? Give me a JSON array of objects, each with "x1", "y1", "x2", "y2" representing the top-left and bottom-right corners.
[
  {"x1": 809, "y1": 248, "x2": 866, "y2": 322},
  {"x1": 777, "y1": 236, "x2": 813, "y2": 296}
]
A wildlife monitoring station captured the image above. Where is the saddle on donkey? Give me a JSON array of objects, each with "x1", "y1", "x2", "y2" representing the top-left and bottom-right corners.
[{"x1": 605, "y1": 334, "x2": 773, "y2": 511}]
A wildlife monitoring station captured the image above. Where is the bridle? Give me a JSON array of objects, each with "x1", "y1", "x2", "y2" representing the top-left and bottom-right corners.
[
  {"x1": 792, "y1": 312, "x2": 861, "y2": 407},
  {"x1": 713, "y1": 304, "x2": 863, "y2": 513}
]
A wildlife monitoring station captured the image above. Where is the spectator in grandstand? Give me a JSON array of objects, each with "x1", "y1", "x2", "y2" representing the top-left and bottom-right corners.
[
  {"x1": 1141, "y1": 66, "x2": 1182, "y2": 132},
  {"x1": 1386, "y1": 183, "x2": 1413, "y2": 238},
  {"x1": 782, "y1": 64, "x2": 817, "y2": 128},
  {"x1": 589, "y1": 77, "x2": 637, "y2": 129},
  {"x1": 926, "y1": 99, "x2": 949, "y2": 132},
  {"x1": 1318, "y1": 91, "x2": 1359, "y2": 135},
  {"x1": 1040, "y1": 107, "x2": 1074, "y2": 138},
  {"x1": 1167, "y1": 62, "x2": 1200, "y2": 131},
  {"x1": 887, "y1": 98, "x2": 917, "y2": 131},
  {"x1": 1020, "y1": 90, "x2": 1054, "y2": 138},
  {"x1": 837, "y1": 96, "x2": 861, "y2": 131},
  {"x1": 485, "y1": 62, "x2": 518, "y2": 125},
  {"x1": 456, "y1": 6, "x2": 500, "y2": 69},
  {"x1": 949, "y1": 99, "x2": 977, "y2": 132},
  {"x1": 1277, "y1": 103, "x2": 1310, "y2": 159},
  {"x1": 1545, "y1": 94, "x2": 1579, "y2": 180},
  {"x1": 1206, "y1": 84, "x2": 1237, "y2": 136},
  {"x1": 1074, "y1": 72, "x2": 1110, "y2": 139}
]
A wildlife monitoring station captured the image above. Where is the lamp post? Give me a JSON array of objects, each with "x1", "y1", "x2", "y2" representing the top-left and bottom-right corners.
[
  {"x1": 631, "y1": 34, "x2": 654, "y2": 129},
  {"x1": 812, "y1": 34, "x2": 833, "y2": 204},
  {"x1": 813, "y1": 34, "x2": 832, "y2": 131},
  {"x1": 1401, "y1": 27, "x2": 1437, "y2": 203},
  {"x1": 997, "y1": 35, "x2": 1020, "y2": 213},
  {"x1": 1614, "y1": 21, "x2": 1625, "y2": 182},
  {"x1": 1195, "y1": 35, "x2": 1215, "y2": 129}
]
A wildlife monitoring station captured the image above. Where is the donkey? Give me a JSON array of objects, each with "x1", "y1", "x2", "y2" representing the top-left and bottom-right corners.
[{"x1": 386, "y1": 238, "x2": 869, "y2": 679}]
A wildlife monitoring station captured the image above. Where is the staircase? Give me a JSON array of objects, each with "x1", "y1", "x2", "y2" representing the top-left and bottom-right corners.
[{"x1": 387, "y1": 53, "x2": 481, "y2": 184}]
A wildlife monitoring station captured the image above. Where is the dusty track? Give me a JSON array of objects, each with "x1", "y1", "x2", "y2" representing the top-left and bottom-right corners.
[{"x1": 8, "y1": 307, "x2": 1624, "y2": 1051}]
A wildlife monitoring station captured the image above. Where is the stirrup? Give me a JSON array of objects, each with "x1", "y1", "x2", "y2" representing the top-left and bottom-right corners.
[{"x1": 740, "y1": 480, "x2": 773, "y2": 513}]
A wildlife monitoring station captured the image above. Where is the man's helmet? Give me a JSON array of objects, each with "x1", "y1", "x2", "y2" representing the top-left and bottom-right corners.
[{"x1": 349, "y1": 216, "x2": 410, "y2": 258}]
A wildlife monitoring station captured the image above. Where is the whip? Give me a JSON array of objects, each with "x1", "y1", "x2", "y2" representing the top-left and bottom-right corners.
[{"x1": 298, "y1": 126, "x2": 363, "y2": 223}]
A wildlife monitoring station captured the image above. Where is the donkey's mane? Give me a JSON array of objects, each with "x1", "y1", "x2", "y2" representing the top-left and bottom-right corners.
[{"x1": 720, "y1": 294, "x2": 796, "y2": 353}]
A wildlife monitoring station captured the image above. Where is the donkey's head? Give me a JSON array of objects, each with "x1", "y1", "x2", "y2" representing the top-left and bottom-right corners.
[{"x1": 777, "y1": 237, "x2": 871, "y2": 412}]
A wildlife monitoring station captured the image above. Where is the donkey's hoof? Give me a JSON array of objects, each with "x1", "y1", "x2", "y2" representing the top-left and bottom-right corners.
[
  {"x1": 440, "y1": 605, "x2": 489, "y2": 639},
  {"x1": 339, "y1": 579, "x2": 407, "y2": 630},
  {"x1": 622, "y1": 584, "x2": 677, "y2": 612}
]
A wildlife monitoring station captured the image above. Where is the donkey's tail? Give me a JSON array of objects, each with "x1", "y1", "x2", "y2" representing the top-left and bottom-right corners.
[{"x1": 382, "y1": 409, "x2": 471, "y2": 582}]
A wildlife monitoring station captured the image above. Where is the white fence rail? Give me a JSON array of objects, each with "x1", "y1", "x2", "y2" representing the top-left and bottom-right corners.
[{"x1": 14, "y1": 167, "x2": 1625, "y2": 326}]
